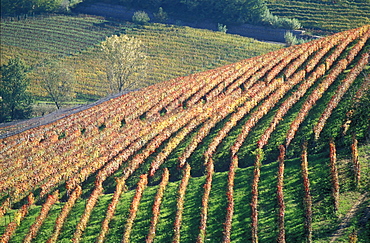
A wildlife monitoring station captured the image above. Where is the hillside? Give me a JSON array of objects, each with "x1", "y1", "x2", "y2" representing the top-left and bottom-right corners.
[
  {"x1": 267, "y1": 0, "x2": 370, "y2": 34},
  {"x1": 1, "y1": 25, "x2": 370, "y2": 242},
  {"x1": 0, "y1": 14, "x2": 282, "y2": 103}
]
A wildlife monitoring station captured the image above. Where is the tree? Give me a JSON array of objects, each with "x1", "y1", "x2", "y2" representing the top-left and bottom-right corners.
[
  {"x1": 101, "y1": 35, "x2": 147, "y2": 94},
  {"x1": 0, "y1": 57, "x2": 33, "y2": 122},
  {"x1": 35, "y1": 60, "x2": 76, "y2": 109},
  {"x1": 1, "y1": 0, "x2": 64, "y2": 16},
  {"x1": 154, "y1": 7, "x2": 168, "y2": 22},
  {"x1": 218, "y1": 0, "x2": 268, "y2": 24},
  {"x1": 132, "y1": 11, "x2": 150, "y2": 24}
]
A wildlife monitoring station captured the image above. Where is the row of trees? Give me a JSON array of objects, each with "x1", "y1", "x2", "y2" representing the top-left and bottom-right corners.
[
  {"x1": 0, "y1": 0, "x2": 74, "y2": 16},
  {"x1": 0, "y1": 34, "x2": 147, "y2": 123},
  {"x1": 112, "y1": 0, "x2": 267, "y2": 24},
  {"x1": 1, "y1": 0, "x2": 301, "y2": 29},
  {"x1": 102, "y1": 0, "x2": 301, "y2": 28},
  {"x1": 0, "y1": 58, "x2": 76, "y2": 122}
]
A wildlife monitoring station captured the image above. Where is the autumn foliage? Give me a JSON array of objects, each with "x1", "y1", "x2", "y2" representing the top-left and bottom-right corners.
[{"x1": 0, "y1": 25, "x2": 369, "y2": 242}]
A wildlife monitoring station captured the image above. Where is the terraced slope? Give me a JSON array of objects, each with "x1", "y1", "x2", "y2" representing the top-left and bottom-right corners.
[
  {"x1": 267, "y1": 0, "x2": 370, "y2": 33},
  {"x1": 0, "y1": 25, "x2": 369, "y2": 242},
  {"x1": 0, "y1": 14, "x2": 281, "y2": 99}
]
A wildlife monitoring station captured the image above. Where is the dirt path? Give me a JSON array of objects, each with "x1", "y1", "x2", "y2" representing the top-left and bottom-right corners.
[
  {"x1": 329, "y1": 192, "x2": 369, "y2": 242},
  {"x1": 0, "y1": 91, "x2": 133, "y2": 139}
]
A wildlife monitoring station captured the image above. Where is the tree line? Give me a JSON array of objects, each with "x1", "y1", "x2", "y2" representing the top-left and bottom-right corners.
[
  {"x1": 1, "y1": 0, "x2": 273, "y2": 26},
  {"x1": 0, "y1": 0, "x2": 80, "y2": 16},
  {"x1": 94, "y1": 0, "x2": 269, "y2": 25},
  {"x1": 80, "y1": 0, "x2": 300, "y2": 29},
  {"x1": 1, "y1": 0, "x2": 302, "y2": 29}
]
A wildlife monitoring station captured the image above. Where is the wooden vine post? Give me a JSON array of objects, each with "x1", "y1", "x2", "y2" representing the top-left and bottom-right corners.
[
  {"x1": 301, "y1": 142, "x2": 312, "y2": 243},
  {"x1": 251, "y1": 148, "x2": 264, "y2": 243},
  {"x1": 329, "y1": 138, "x2": 339, "y2": 212},
  {"x1": 351, "y1": 134, "x2": 360, "y2": 188},
  {"x1": 223, "y1": 155, "x2": 238, "y2": 243},
  {"x1": 277, "y1": 145, "x2": 286, "y2": 243},
  {"x1": 146, "y1": 168, "x2": 169, "y2": 243},
  {"x1": 122, "y1": 174, "x2": 148, "y2": 243},
  {"x1": 0, "y1": 194, "x2": 34, "y2": 243},
  {"x1": 173, "y1": 163, "x2": 191, "y2": 243},
  {"x1": 197, "y1": 157, "x2": 214, "y2": 243}
]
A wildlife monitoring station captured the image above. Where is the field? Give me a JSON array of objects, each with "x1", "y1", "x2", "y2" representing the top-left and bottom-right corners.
[
  {"x1": 0, "y1": 14, "x2": 282, "y2": 101},
  {"x1": 267, "y1": 0, "x2": 370, "y2": 34},
  {"x1": 1, "y1": 25, "x2": 369, "y2": 242}
]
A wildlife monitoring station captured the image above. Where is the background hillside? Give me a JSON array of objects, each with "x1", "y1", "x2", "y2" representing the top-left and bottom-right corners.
[
  {"x1": 0, "y1": 14, "x2": 282, "y2": 117},
  {"x1": 267, "y1": 0, "x2": 370, "y2": 34},
  {"x1": 1, "y1": 0, "x2": 369, "y2": 118}
]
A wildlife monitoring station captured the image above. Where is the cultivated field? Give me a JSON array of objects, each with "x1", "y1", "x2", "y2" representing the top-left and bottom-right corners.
[
  {"x1": 1, "y1": 25, "x2": 369, "y2": 242},
  {"x1": 0, "y1": 14, "x2": 282, "y2": 100},
  {"x1": 267, "y1": 0, "x2": 370, "y2": 34}
]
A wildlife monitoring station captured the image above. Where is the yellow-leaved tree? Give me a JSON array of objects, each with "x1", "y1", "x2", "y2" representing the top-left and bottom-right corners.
[
  {"x1": 35, "y1": 60, "x2": 76, "y2": 109},
  {"x1": 101, "y1": 35, "x2": 147, "y2": 94}
]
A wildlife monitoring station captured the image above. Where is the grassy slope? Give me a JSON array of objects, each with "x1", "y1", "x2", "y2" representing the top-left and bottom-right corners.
[
  {"x1": 2, "y1": 144, "x2": 368, "y2": 242},
  {"x1": 267, "y1": 0, "x2": 370, "y2": 34},
  {"x1": 2, "y1": 56, "x2": 369, "y2": 241},
  {"x1": 0, "y1": 14, "x2": 282, "y2": 100}
]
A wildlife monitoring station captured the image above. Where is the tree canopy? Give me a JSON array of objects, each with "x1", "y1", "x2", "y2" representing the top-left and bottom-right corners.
[
  {"x1": 101, "y1": 35, "x2": 147, "y2": 94},
  {"x1": 107, "y1": 0, "x2": 269, "y2": 24},
  {"x1": 35, "y1": 60, "x2": 76, "y2": 109},
  {"x1": 1, "y1": 0, "x2": 65, "y2": 16},
  {"x1": 0, "y1": 58, "x2": 33, "y2": 122}
]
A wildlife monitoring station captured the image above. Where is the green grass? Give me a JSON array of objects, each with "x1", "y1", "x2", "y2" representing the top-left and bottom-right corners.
[
  {"x1": 33, "y1": 202, "x2": 64, "y2": 242},
  {"x1": 130, "y1": 186, "x2": 157, "y2": 242},
  {"x1": 2, "y1": 141, "x2": 369, "y2": 242},
  {"x1": 179, "y1": 176, "x2": 205, "y2": 242},
  {"x1": 8, "y1": 206, "x2": 42, "y2": 242},
  {"x1": 154, "y1": 181, "x2": 179, "y2": 242}
]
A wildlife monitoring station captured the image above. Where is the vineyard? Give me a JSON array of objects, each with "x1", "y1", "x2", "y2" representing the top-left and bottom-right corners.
[
  {"x1": 267, "y1": 0, "x2": 370, "y2": 34},
  {"x1": 0, "y1": 14, "x2": 281, "y2": 100},
  {"x1": 1, "y1": 25, "x2": 370, "y2": 242}
]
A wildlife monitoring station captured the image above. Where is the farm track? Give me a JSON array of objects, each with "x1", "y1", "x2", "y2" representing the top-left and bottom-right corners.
[
  {"x1": 329, "y1": 193, "x2": 369, "y2": 243},
  {"x1": 0, "y1": 92, "x2": 129, "y2": 139}
]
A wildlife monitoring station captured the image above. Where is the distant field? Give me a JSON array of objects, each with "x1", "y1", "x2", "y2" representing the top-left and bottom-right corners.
[
  {"x1": 0, "y1": 14, "x2": 116, "y2": 56},
  {"x1": 267, "y1": 0, "x2": 370, "y2": 34},
  {"x1": 0, "y1": 14, "x2": 282, "y2": 101}
]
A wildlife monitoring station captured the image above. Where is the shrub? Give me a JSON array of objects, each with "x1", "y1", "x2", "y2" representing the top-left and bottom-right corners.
[
  {"x1": 132, "y1": 11, "x2": 150, "y2": 24},
  {"x1": 154, "y1": 7, "x2": 168, "y2": 23},
  {"x1": 263, "y1": 10, "x2": 302, "y2": 30},
  {"x1": 284, "y1": 32, "x2": 298, "y2": 46},
  {"x1": 278, "y1": 17, "x2": 301, "y2": 30},
  {"x1": 284, "y1": 32, "x2": 310, "y2": 46},
  {"x1": 218, "y1": 23, "x2": 227, "y2": 33}
]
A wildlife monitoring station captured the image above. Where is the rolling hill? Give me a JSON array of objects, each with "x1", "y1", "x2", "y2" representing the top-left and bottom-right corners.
[
  {"x1": 267, "y1": 0, "x2": 370, "y2": 34},
  {"x1": 0, "y1": 25, "x2": 369, "y2": 242},
  {"x1": 0, "y1": 14, "x2": 281, "y2": 102}
]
